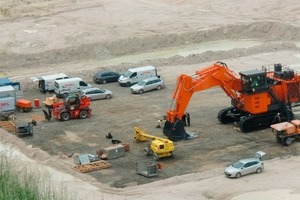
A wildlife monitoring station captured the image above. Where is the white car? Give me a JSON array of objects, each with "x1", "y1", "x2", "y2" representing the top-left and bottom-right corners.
[
  {"x1": 80, "y1": 87, "x2": 112, "y2": 100},
  {"x1": 224, "y1": 151, "x2": 266, "y2": 178},
  {"x1": 130, "y1": 77, "x2": 164, "y2": 94}
]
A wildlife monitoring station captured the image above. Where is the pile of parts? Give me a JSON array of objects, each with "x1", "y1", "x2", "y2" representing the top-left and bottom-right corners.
[
  {"x1": 0, "y1": 119, "x2": 37, "y2": 137},
  {"x1": 73, "y1": 141, "x2": 129, "y2": 173}
]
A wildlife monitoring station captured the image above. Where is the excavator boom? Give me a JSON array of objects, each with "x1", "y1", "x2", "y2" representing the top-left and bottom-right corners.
[
  {"x1": 164, "y1": 62, "x2": 242, "y2": 140},
  {"x1": 164, "y1": 62, "x2": 300, "y2": 140}
]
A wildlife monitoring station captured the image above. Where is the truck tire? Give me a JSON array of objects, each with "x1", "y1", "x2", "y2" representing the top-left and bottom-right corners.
[
  {"x1": 276, "y1": 135, "x2": 282, "y2": 143},
  {"x1": 284, "y1": 137, "x2": 293, "y2": 146},
  {"x1": 79, "y1": 110, "x2": 88, "y2": 119},
  {"x1": 61, "y1": 112, "x2": 71, "y2": 121}
]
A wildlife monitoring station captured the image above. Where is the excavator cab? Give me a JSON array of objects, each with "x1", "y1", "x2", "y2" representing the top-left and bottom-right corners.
[{"x1": 239, "y1": 70, "x2": 268, "y2": 93}]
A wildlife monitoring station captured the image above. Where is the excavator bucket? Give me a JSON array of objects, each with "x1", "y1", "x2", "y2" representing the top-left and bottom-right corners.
[{"x1": 163, "y1": 120, "x2": 190, "y2": 141}]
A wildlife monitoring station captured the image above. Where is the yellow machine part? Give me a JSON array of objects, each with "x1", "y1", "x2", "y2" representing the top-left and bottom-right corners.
[{"x1": 134, "y1": 127, "x2": 175, "y2": 159}]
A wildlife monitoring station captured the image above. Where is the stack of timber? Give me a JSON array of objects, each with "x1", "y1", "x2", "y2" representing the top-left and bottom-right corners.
[{"x1": 73, "y1": 160, "x2": 112, "y2": 173}]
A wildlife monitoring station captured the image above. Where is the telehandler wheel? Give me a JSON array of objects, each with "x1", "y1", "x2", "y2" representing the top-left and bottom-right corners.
[
  {"x1": 144, "y1": 147, "x2": 150, "y2": 156},
  {"x1": 61, "y1": 112, "x2": 71, "y2": 121},
  {"x1": 153, "y1": 153, "x2": 159, "y2": 161},
  {"x1": 79, "y1": 110, "x2": 88, "y2": 119}
]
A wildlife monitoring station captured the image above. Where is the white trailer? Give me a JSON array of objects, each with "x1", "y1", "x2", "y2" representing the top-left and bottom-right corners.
[
  {"x1": 0, "y1": 85, "x2": 16, "y2": 119},
  {"x1": 0, "y1": 97, "x2": 15, "y2": 112}
]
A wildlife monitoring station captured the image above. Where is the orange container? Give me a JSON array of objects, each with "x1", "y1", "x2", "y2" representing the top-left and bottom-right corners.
[
  {"x1": 34, "y1": 99, "x2": 40, "y2": 108},
  {"x1": 16, "y1": 99, "x2": 32, "y2": 109}
]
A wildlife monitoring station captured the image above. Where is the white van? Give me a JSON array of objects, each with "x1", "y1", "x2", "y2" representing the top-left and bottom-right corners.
[
  {"x1": 54, "y1": 77, "x2": 91, "y2": 98},
  {"x1": 118, "y1": 66, "x2": 157, "y2": 86},
  {"x1": 36, "y1": 73, "x2": 69, "y2": 93}
]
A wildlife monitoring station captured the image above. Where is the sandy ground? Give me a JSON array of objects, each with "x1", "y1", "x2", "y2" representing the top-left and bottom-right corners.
[{"x1": 1, "y1": 0, "x2": 300, "y2": 199}]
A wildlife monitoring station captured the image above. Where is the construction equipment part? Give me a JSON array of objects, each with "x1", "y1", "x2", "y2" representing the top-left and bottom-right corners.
[
  {"x1": 0, "y1": 111, "x2": 14, "y2": 121},
  {"x1": 43, "y1": 95, "x2": 58, "y2": 107},
  {"x1": 134, "y1": 127, "x2": 174, "y2": 160},
  {"x1": 74, "y1": 153, "x2": 101, "y2": 165},
  {"x1": 96, "y1": 144, "x2": 127, "y2": 160},
  {"x1": 271, "y1": 119, "x2": 300, "y2": 146},
  {"x1": 0, "y1": 119, "x2": 36, "y2": 136},
  {"x1": 73, "y1": 160, "x2": 112, "y2": 173},
  {"x1": 16, "y1": 99, "x2": 33, "y2": 112},
  {"x1": 163, "y1": 62, "x2": 299, "y2": 140},
  {"x1": 136, "y1": 160, "x2": 160, "y2": 177},
  {"x1": 0, "y1": 120, "x2": 16, "y2": 132},
  {"x1": 43, "y1": 94, "x2": 92, "y2": 121},
  {"x1": 15, "y1": 120, "x2": 37, "y2": 137}
]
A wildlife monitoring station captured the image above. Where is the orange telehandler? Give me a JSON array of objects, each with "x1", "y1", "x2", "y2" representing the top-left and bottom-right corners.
[
  {"x1": 43, "y1": 94, "x2": 92, "y2": 121},
  {"x1": 163, "y1": 61, "x2": 300, "y2": 140}
]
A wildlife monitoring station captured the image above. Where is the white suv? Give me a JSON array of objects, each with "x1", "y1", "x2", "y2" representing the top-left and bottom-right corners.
[{"x1": 130, "y1": 77, "x2": 164, "y2": 94}]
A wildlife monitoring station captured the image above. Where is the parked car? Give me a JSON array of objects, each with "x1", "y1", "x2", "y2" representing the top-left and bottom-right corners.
[
  {"x1": 80, "y1": 87, "x2": 112, "y2": 100},
  {"x1": 224, "y1": 151, "x2": 265, "y2": 178},
  {"x1": 93, "y1": 70, "x2": 120, "y2": 84},
  {"x1": 130, "y1": 77, "x2": 164, "y2": 94}
]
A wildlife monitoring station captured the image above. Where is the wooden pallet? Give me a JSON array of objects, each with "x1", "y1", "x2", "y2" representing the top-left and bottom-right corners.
[
  {"x1": 0, "y1": 121, "x2": 17, "y2": 132},
  {"x1": 73, "y1": 160, "x2": 112, "y2": 173}
]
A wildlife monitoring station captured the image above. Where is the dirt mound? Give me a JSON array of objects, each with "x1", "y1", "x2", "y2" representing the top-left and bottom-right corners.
[{"x1": 1, "y1": 21, "x2": 300, "y2": 69}]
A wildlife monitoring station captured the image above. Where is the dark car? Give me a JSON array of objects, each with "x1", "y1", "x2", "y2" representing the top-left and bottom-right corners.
[{"x1": 93, "y1": 70, "x2": 120, "y2": 84}]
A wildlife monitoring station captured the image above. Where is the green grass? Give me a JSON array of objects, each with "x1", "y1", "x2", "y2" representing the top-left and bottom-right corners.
[{"x1": 0, "y1": 155, "x2": 75, "y2": 200}]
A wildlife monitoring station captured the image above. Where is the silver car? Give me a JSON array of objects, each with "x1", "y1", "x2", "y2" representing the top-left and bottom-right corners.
[
  {"x1": 224, "y1": 151, "x2": 265, "y2": 178},
  {"x1": 80, "y1": 87, "x2": 112, "y2": 100},
  {"x1": 130, "y1": 77, "x2": 164, "y2": 94}
]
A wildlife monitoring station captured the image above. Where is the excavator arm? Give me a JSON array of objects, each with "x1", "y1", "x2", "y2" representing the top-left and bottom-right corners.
[{"x1": 164, "y1": 62, "x2": 242, "y2": 140}]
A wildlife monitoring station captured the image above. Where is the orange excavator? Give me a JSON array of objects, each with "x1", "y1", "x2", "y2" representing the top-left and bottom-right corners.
[{"x1": 163, "y1": 61, "x2": 300, "y2": 140}]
